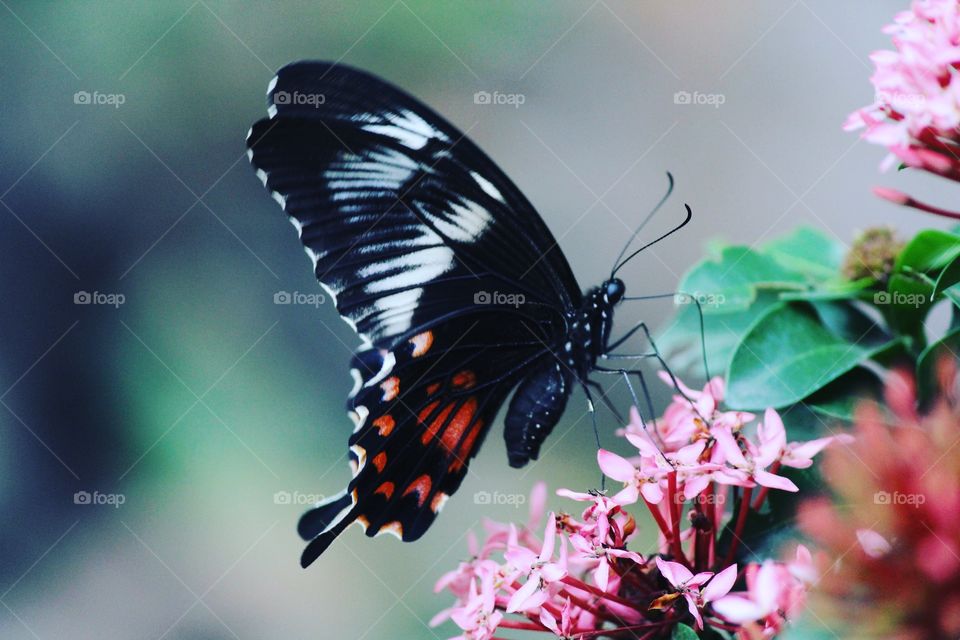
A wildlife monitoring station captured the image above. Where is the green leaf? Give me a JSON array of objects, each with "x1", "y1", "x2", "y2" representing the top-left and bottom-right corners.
[
  {"x1": 934, "y1": 253, "x2": 960, "y2": 298},
  {"x1": 678, "y1": 246, "x2": 808, "y2": 311},
  {"x1": 658, "y1": 246, "x2": 809, "y2": 375},
  {"x1": 894, "y1": 229, "x2": 960, "y2": 273},
  {"x1": 672, "y1": 623, "x2": 699, "y2": 640},
  {"x1": 805, "y1": 367, "x2": 882, "y2": 422},
  {"x1": 762, "y1": 226, "x2": 846, "y2": 281},
  {"x1": 882, "y1": 273, "x2": 935, "y2": 340},
  {"x1": 779, "y1": 278, "x2": 873, "y2": 302},
  {"x1": 809, "y1": 300, "x2": 890, "y2": 347},
  {"x1": 726, "y1": 303, "x2": 898, "y2": 410},
  {"x1": 659, "y1": 294, "x2": 785, "y2": 375}
]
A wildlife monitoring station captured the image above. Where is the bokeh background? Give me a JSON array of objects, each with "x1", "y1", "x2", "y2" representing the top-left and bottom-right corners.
[{"x1": 0, "y1": 1, "x2": 948, "y2": 638}]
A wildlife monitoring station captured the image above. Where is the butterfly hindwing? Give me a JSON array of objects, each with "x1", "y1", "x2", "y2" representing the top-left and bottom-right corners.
[{"x1": 298, "y1": 316, "x2": 539, "y2": 567}]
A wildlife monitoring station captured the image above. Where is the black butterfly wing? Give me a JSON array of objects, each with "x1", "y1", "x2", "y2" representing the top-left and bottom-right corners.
[
  {"x1": 296, "y1": 315, "x2": 543, "y2": 567},
  {"x1": 247, "y1": 61, "x2": 581, "y2": 348},
  {"x1": 246, "y1": 62, "x2": 581, "y2": 565}
]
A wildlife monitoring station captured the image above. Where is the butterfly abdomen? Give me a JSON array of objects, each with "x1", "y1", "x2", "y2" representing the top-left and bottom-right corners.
[{"x1": 503, "y1": 361, "x2": 572, "y2": 468}]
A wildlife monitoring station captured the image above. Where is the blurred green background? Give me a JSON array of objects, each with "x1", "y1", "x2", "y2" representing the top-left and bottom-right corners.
[{"x1": 0, "y1": 1, "x2": 939, "y2": 638}]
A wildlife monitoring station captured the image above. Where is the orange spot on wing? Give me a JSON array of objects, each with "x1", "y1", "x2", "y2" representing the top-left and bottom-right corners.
[
  {"x1": 374, "y1": 482, "x2": 395, "y2": 499},
  {"x1": 419, "y1": 400, "x2": 448, "y2": 444},
  {"x1": 403, "y1": 474, "x2": 433, "y2": 507},
  {"x1": 450, "y1": 417, "x2": 485, "y2": 472},
  {"x1": 426, "y1": 382, "x2": 441, "y2": 395},
  {"x1": 373, "y1": 415, "x2": 395, "y2": 437},
  {"x1": 419, "y1": 398, "x2": 479, "y2": 457},
  {"x1": 381, "y1": 376, "x2": 399, "y2": 401},
  {"x1": 409, "y1": 331, "x2": 434, "y2": 357},
  {"x1": 372, "y1": 452, "x2": 387, "y2": 473},
  {"x1": 452, "y1": 370, "x2": 476, "y2": 389}
]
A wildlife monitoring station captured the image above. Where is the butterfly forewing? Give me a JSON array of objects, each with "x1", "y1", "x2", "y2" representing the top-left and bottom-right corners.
[{"x1": 247, "y1": 62, "x2": 582, "y2": 565}]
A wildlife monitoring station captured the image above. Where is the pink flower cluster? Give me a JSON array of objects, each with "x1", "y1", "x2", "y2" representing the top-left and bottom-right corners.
[
  {"x1": 845, "y1": 0, "x2": 960, "y2": 217},
  {"x1": 432, "y1": 374, "x2": 846, "y2": 639}
]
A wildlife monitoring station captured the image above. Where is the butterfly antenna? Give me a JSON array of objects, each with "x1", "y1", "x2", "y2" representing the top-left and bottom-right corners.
[
  {"x1": 609, "y1": 172, "x2": 675, "y2": 278},
  {"x1": 611, "y1": 204, "x2": 693, "y2": 278}
]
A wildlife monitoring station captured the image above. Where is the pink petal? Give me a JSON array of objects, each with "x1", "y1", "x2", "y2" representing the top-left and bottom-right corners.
[
  {"x1": 711, "y1": 426, "x2": 747, "y2": 466},
  {"x1": 541, "y1": 562, "x2": 567, "y2": 583},
  {"x1": 527, "y1": 481, "x2": 547, "y2": 528},
  {"x1": 594, "y1": 557, "x2": 611, "y2": 591},
  {"x1": 656, "y1": 556, "x2": 693, "y2": 588},
  {"x1": 539, "y1": 513, "x2": 557, "y2": 561},
  {"x1": 641, "y1": 481, "x2": 664, "y2": 504},
  {"x1": 712, "y1": 594, "x2": 767, "y2": 623},
  {"x1": 754, "y1": 470, "x2": 799, "y2": 492},
  {"x1": 856, "y1": 528, "x2": 892, "y2": 558},
  {"x1": 506, "y1": 575, "x2": 541, "y2": 613},
  {"x1": 684, "y1": 593, "x2": 704, "y2": 630},
  {"x1": 597, "y1": 449, "x2": 637, "y2": 483},
  {"x1": 702, "y1": 563, "x2": 738, "y2": 602},
  {"x1": 612, "y1": 483, "x2": 640, "y2": 506}
]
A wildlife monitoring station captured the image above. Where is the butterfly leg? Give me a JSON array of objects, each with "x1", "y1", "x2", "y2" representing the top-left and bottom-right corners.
[
  {"x1": 591, "y1": 366, "x2": 667, "y2": 452},
  {"x1": 579, "y1": 381, "x2": 606, "y2": 492},
  {"x1": 585, "y1": 379, "x2": 624, "y2": 423},
  {"x1": 615, "y1": 291, "x2": 712, "y2": 381}
]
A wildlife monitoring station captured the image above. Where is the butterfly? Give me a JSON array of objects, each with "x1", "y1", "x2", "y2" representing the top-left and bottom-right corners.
[{"x1": 246, "y1": 62, "x2": 691, "y2": 568}]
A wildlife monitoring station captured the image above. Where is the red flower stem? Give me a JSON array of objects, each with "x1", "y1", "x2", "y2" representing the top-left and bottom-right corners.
[
  {"x1": 723, "y1": 486, "x2": 753, "y2": 567},
  {"x1": 874, "y1": 186, "x2": 960, "y2": 219},
  {"x1": 577, "y1": 622, "x2": 669, "y2": 638},
  {"x1": 556, "y1": 588, "x2": 616, "y2": 622},
  {"x1": 560, "y1": 575, "x2": 644, "y2": 611},
  {"x1": 642, "y1": 496, "x2": 672, "y2": 539},
  {"x1": 709, "y1": 482, "x2": 718, "y2": 567},
  {"x1": 750, "y1": 462, "x2": 780, "y2": 511},
  {"x1": 497, "y1": 620, "x2": 548, "y2": 631},
  {"x1": 667, "y1": 472, "x2": 688, "y2": 566},
  {"x1": 694, "y1": 494, "x2": 709, "y2": 571}
]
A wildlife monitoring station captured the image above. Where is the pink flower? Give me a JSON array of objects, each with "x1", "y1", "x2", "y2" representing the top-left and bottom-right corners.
[
  {"x1": 539, "y1": 598, "x2": 577, "y2": 637},
  {"x1": 597, "y1": 448, "x2": 667, "y2": 505},
  {"x1": 653, "y1": 558, "x2": 738, "y2": 629},
  {"x1": 713, "y1": 559, "x2": 807, "y2": 632},
  {"x1": 846, "y1": 0, "x2": 960, "y2": 217},
  {"x1": 444, "y1": 569, "x2": 503, "y2": 640},
  {"x1": 505, "y1": 515, "x2": 567, "y2": 613},
  {"x1": 711, "y1": 410, "x2": 799, "y2": 492}
]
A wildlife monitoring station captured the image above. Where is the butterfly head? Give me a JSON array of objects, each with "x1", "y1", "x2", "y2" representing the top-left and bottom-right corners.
[{"x1": 602, "y1": 278, "x2": 626, "y2": 306}]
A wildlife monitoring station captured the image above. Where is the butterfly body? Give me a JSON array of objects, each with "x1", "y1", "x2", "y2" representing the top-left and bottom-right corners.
[{"x1": 246, "y1": 62, "x2": 640, "y2": 567}]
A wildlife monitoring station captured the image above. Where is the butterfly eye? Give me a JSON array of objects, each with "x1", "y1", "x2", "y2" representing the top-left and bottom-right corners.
[{"x1": 605, "y1": 279, "x2": 626, "y2": 304}]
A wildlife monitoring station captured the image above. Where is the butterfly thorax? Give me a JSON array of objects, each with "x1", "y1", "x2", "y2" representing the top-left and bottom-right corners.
[{"x1": 564, "y1": 278, "x2": 625, "y2": 380}]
